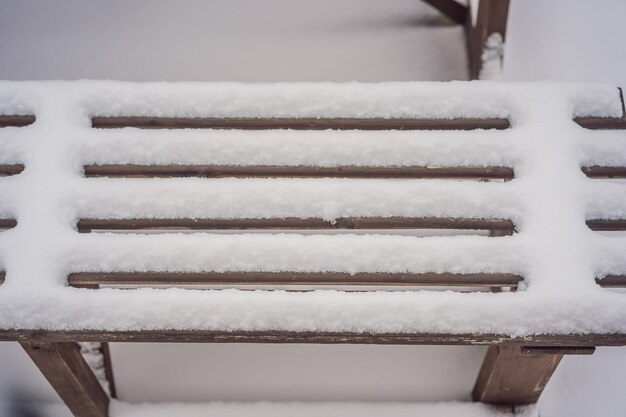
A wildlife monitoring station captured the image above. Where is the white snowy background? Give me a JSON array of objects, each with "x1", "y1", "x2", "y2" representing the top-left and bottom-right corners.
[{"x1": 0, "y1": 0, "x2": 625, "y2": 416}]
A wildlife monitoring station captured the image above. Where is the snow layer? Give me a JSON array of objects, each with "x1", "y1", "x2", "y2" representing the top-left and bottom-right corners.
[{"x1": 0, "y1": 81, "x2": 624, "y2": 335}]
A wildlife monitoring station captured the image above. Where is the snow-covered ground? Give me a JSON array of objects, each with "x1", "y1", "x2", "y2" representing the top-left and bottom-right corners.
[{"x1": 0, "y1": 1, "x2": 625, "y2": 417}]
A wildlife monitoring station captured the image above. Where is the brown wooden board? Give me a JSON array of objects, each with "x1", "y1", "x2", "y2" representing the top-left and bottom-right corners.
[
  {"x1": 0, "y1": 219, "x2": 17, "y2": 229},
  {"x1": 100, "y1": 342, "x2": 116, "y2": 399},
  {"x1": 583, "y1": 166, "x2": 626, "y2": 178},
  {"x1": 0, "y1": 164, "x2": 24, "y2": 176},
  {"x1": 596, "y1": 275, "x2": 626, "y2": 288},
  {"x1": 0, "y1": 115, "x2": 35, "y2": 127},
  {"x1": 91, "y1": 116, "x2": 511, "y2": 130},
  {"x1": 586, "y1": 219, "x2": 626, "y2": 231},
  {"x1": 472, "y1": 346, "x2": 563, "y2": 405},
  {"x1": 466, "y1": 0, "x2": 511, "y2": 79},
  {"x1": 77, "y1": 217, "x2": 515, "y2": 233},
  {"x1": 83, "y1": 164, "x2": 515, "y2": 180},
  {"x1": 67, "y1": 271, "x2": 522, "y2": 289},
  {"x1": 3, "y1": 330, "x2": 626, "y2": 346},
  {"x1": 21, "y1": 342, "x2": 109, "y2": 417}
]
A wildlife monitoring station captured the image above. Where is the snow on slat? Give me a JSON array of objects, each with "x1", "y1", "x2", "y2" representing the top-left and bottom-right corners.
[
  {"x1": 0, "y1": 81, "x2": 624, "y2": 336},
  {"x1": 69, "y1": 179, "x2": 520, "y2": 221},
  {"x1": 77, "y1": 129, "x2": 519, "y2": 168},
  {"x1": 64, "y1": 233, "x2": 524, "y2": 277}
]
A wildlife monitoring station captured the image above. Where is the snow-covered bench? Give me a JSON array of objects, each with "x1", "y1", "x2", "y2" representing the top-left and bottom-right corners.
[{"x1": 0, "y1": 82, "x2": 625, "y2": 417}]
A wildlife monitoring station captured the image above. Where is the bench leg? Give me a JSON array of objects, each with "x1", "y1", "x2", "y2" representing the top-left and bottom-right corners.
[
  {"x1": 472, "y1": 345, "x2": 563, "y2": 405},
  {"x1": 21, "y1": 341, "x2": 110, "y2": 417}
]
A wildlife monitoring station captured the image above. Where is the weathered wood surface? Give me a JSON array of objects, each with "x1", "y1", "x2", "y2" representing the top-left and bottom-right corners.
[
  {"x1": 83, "y1": 164, "x2": 515, "y2": 180},
  {"x1": 0, "y1": 164, "x2": 24, "y2": 176},
  {"x1": 0, "y1": 115, "x2": 35, "y2": 127},
  {"x1": 472, "y1": 345, "x2": 563, "y2": 405},
  {"x1": 21, "y1": 341, "x2": 109, "y2": 417},
  {"x1": 91, "y1": 116, "x2": 511, "y2": 130},
  {"x1": 77, "y1": 217, "x2": 515, "y2": 233},
  {"x1": 67, "y1": 271, "x2": 522, "y2": 289},
  {"x1": 4, "y1": 330, "x2": 626, "y2": 346}
]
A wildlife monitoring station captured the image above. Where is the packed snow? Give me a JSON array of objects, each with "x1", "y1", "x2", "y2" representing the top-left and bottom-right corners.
[{"x1": 0, "y1": 81, "x2": 624, "y2": 336}]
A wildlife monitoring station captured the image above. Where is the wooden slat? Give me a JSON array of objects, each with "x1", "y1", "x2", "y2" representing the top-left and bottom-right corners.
[
  {"x1": 583, "y1": 166, "x2": 626, "y2": 178},
  {"x1": 77, "y1": 217, "x2": 515, "y2": 233},
  {"x1": 100, "y1": 343, "x2": 117, "y2": 399},
  {"x1": 3, "y1": 330, "x2": 626, "y2": 346},
  {"x1": 421, "y1": 0, "x2": 469, "y2": 24},
  {"x1": 521, "y1": 346, "x2": 595, "y2": 355},
  {"x1": 83, "y1": 164, "x2": 515, "y2": 180},
  {"x1": 91, "y1": 116, "x2": 510, "y2": 130},
  {"x1": 0, "y1": 115, "x2": 35, "y2": 127},
  {"x1": 472, "y1": 346, "x2": 563, "y2": 405},
  {"x1": 0, "y1": 164, "x2": 24, "y2": 176},
  {"x1": 576, "y1": 87, "x2": 626, "y2": 129},
  {"x1": 0, "y1": 218, "x2": 17, "y2": 229},
  {"x1": 67, "y1": 271, "x2": 522, "y2": 289},
  {"x1": 466, "y1": 0, "x2": 511, "y2": 79},
  {"x1": 576, "y1": 117, "x2": 626, "y2": 130},
  {"x1": 586, "y1": 219, "x2": 626, "y2": 231},
  {"x1": 596, "y1": 275, "x2": 626, "y2": 288},
  {"x1": 21, "y1": 341, "x2": 109, "y2": 417}
]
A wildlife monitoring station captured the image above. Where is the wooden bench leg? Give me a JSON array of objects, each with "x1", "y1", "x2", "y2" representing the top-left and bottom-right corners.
[
  {"x1": 21, "y1": 341, "x2": 110, "y2": 417},
  {"x1": 472, "y1": 345, "x2": 563, "y2": 405},
  {"x1": 466, "y1": 0, "x2": 511, "y2": 79}
]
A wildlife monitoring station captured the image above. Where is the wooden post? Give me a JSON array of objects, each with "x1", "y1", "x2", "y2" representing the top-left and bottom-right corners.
[
  {"x1": 472, "y1": 345, "x2": 563, "y2": 405},
  {"x1": 21, "y1": 341, "x2": 109, "y2": 417},
  {"x1": 466, "y1": 0, "x2": 511, "y2": 79}
]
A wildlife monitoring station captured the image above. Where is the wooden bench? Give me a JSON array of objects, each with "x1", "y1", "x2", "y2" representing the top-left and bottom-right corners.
[{"x1": 0, "y1": 82, "x2": 625, "y2": 417}]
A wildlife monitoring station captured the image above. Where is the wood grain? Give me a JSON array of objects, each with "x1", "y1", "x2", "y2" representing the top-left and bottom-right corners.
[
  {"x1": 473, "y1": 345, "x2": 563, "y2": 405},
  {"x1": 4, "y1": 330, "x2": 626, "y2": 346}
]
